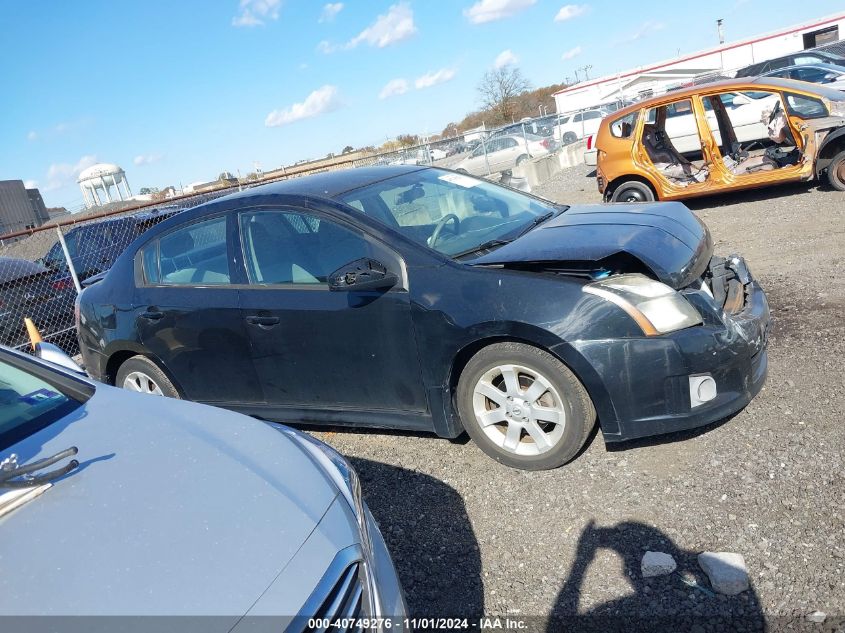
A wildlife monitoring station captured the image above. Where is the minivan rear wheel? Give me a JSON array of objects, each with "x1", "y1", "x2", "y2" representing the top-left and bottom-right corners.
[
  {"x1": 456, "y1": 342, "x2": 596, "y2": 470},
  {"x1": 116, "y1": 355, "x2": 180, "y2": 398},
  {"x1": 826, "y1": 150, "x2": 845, "y2": 191},
  {"x1": 610, "y1": 181, "x2": 655, "y2": 203}
]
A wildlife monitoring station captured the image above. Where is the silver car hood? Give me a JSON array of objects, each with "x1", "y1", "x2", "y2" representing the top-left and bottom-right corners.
[{"x1": 0, "y1": 385, "x2": 341, "y2": 618}]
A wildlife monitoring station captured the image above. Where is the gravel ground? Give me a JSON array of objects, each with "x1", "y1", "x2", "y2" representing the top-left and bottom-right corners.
[{"x1": 311, "y1": 165, "x2": 845, "y2": 631}]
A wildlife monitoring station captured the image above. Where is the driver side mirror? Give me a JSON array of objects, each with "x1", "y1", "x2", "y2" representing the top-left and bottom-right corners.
[
  {"x1": 823, "y1": 72, "x2": 840, "y2": 84},
  {"x1": 328, "y1": 258, "x2": 398, "y2": 292}
]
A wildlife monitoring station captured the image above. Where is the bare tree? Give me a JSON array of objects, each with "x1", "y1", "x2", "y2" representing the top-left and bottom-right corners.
[{"x1": 477, "y1": 65, "x2": 531, "y2": 125}]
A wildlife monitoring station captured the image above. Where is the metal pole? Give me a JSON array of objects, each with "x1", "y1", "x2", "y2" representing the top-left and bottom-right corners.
[
  {"x1": 482, "y1": 136, "x2": 492, "y2": 175},
  {"x1": 56, "y1": 226, "x2": 82, "y2": 294},
  {"x1": 522, "y1": 124, "x2": 531, "y2": 158}
]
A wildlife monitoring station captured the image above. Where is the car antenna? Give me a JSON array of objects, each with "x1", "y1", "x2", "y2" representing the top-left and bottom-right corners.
[{"x1": 0, "y1": 447, "x2": 79, "y2": 488}]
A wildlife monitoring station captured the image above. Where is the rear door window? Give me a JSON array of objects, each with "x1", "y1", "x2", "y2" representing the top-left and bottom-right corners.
[{"x1": 154, "y1": 216, "x2": 231, "y2": 285}]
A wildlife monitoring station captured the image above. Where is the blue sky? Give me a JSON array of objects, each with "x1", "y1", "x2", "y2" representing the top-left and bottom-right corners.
[{"x1": 1, "y1": 0, "x2": 842, "y2": 209}]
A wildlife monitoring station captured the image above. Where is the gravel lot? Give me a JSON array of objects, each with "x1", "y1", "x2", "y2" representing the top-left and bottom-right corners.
[{"x1": 312, "y1": 164, "x2": 845, "y2": 631}]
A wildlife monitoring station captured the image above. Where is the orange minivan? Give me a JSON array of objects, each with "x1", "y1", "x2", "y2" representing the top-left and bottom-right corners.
[{"x1": 595, "y1": 77, "x2": 845, "y2": 202}]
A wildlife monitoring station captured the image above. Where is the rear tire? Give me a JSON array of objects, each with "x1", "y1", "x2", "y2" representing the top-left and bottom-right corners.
[
  {"x1": 610, "y1": 180, "x2": 655, "y2": 203},
  {"x1": 456, "y1": 342, "x2": 596, "y2": 470},
  {"x1": 562, "y1": 132, "x2": 578, "y2": 144},
  {"x1": 826, "y1": 150, "x2": 845, "y2": 191},
  {"x1": 515, "y1": 154, "x2": 528, "y2": 166},
  {"x1": 115, "y1": 355, "x2": 180, "y2": 399}
]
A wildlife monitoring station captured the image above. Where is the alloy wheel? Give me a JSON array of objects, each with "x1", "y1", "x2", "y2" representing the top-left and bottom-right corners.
[
  {"x1": 123, "y1": 371, "x2": 164, "y2": 396},
  {"x1": 472, "y1": 364, "x2": 566, "y2": 456}
]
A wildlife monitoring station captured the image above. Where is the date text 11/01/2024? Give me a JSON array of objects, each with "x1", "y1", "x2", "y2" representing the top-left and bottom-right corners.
[{"x1": 306, "y1": 617, "x2": 527, "y2": 630}]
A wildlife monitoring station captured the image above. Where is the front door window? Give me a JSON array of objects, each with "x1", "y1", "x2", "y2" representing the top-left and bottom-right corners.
[{"x1": 701, "y1": 91, "x2": 800, "y2": 176}]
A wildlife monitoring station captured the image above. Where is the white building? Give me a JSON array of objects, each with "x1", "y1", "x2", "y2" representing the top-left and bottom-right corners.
[{"x1": 553, "y1": 12, "x2": 845, "y2": 114}]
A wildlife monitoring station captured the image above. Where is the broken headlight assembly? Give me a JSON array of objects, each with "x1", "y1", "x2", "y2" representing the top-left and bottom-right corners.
[{"x1": 583, "y1": 273, "x2": 702, "y2": 336}]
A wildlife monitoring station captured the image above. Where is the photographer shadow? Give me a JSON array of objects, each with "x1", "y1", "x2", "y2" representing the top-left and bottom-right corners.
[
  {"x1": 549, "y1": 520, "x2": 766, "y2": 633},
  {"x1": 347, "y1": 457, "x2": 484, "y2": 619}
]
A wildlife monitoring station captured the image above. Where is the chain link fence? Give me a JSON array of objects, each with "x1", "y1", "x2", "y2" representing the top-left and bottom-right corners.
[{"x1": 0, "y1": 188, "x2": 237, "y2": 355}]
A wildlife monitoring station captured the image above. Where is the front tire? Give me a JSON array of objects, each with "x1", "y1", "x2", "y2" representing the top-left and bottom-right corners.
[
  {"x1": 826, "y1": 150, "x2": 845, "y2": 191},
  {"x1": 610, "y1": 180, "x2": 655, "y2": 203},
  {"x1": 456, "y1": 342, "x2": 596, "y2": 470},
  {"x1": 562, "y1": 132, "x2": 578, "y2": 144},
  {"x1": 115, "y1": 355, "x2": 181, "y2": 398}
]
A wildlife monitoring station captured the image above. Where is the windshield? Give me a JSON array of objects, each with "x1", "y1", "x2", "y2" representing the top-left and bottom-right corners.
[
  {"x1": 337, "y1": 169, "x2": 560, "y2": 257},
  {"x1": 0, "y1": 355, "x2": 86, "y2": 451}
]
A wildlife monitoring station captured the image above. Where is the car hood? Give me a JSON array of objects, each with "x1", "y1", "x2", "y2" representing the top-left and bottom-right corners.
[
  {"x1": 472, "y1": 201, "x2": 713, "y2": 289},
  {"x1": 0, "y1": 385, "x2": 342, "y2": 619}
]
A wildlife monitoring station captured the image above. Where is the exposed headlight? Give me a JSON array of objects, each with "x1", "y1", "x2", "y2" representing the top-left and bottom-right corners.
[
  {"x1": 584, "y1": 273, "x2": 702, "y2": 335},
  {"x1": 280, "y1": 429, "x2": 381, "y2": 617},
  {"x1": 827, "y1": 99, "x2": 845, "y2": 118}
]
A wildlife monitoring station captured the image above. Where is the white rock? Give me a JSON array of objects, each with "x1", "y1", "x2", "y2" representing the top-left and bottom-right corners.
[
  {"x1": 806, "y1": 611, "x2": 826, "y2": 623},
  {"x1": 698, "y1": 552, "x2": 749, "y2": 595},
  {"x1": 641, "y1": 551, "x2": 677, "y2": 577}
]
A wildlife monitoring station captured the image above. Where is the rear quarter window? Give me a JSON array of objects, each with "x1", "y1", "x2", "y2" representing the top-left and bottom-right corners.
[{"x1": 609, "y1": 112, "x2": 638, "y2": 138}]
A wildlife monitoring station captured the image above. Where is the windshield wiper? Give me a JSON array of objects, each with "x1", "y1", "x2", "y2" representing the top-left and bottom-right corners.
[
  {"x1": 0, "y1": 447, "x2": 79, "y2": 488},
  {"x1": 452, "y1": 239, "x2": 512, "y2": 259},
  {"x1": 515, "y1": 210, "x2": 557, "y2": 239}
]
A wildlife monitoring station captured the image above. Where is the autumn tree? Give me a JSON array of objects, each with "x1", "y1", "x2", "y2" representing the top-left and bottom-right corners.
[{"x1": 477, "y1": 64, "x2": 531, "y2": 125}]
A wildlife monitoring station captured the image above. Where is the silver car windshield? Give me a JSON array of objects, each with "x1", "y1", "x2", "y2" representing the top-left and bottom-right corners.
[
  {"x1": 338, "y1": 169, "x2": 559, "y2": 257},
  {"x1": 0, "y1": 357, "x2": 83, "y2": 451}
]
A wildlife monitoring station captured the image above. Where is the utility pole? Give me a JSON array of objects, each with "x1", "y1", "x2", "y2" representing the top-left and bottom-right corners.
[
  {"x1": 579, "y1": 65, "x2": 593, "y2": 80},
  {"x1": 717, "y1": 19, "x2": 725, "y2": 44}
]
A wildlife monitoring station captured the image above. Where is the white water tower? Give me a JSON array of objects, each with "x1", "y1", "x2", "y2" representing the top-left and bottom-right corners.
[{"x1": 78, "y1": 163, "x2": 132, "y2": 208}]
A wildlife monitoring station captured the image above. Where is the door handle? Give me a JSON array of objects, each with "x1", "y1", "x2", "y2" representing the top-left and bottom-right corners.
[
  {"x1": 140, "y1": 310, "x2": 164, "y2": 321},
  {"x1": 246, "y1": 315, "x2": 280, "y2": 327}
]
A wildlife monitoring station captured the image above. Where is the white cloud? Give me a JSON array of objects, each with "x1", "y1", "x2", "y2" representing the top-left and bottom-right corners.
[
  {"x1": 232, "y1": 0, "x2": 281, "y2": 27},
  {"x1": 379, "y1": 78, "x2": 410, "y2": 99},
  {"x1": 347, "y1": 2, "x2": 416, "y2": 48},
  {"x1": 27, "y1": 131, "x2": 37, "y2": 141},
  {"x1": 317, "y1": 39, "x2": 338, "y2": 53},
  {"x1": 44, "y1": 155, "x2": 97, "y2": 191},
  {"x1": 265, "y1": 85, "x2": 342, "y2": 127},
  {"x1": 494, "y1": 49, "x2": 518, "y2": 69},
  {"x1": 464, "y1": 0, "x2": 536, "y2": 24},
  {"x1": 24, "y1": 179, "x2": 38, "y2": 189},
  {"x1": 319, "y1": 2, "x2": 343, "y2": 22},
  {"x1": 415, "y1": 68, "x2": 456, "y2": 89},
  {"x1": 561, "y1": 45, "x2": 582, "y2": 60},
  {"x1": 133, "y1": 153, "x2": 164, "y2": 166},
  {"x1": 620, "y1": 20, "x2": 665, "y2": 43},
  {"x1": 554, "y1": 4, "x2": 587, "y2": 22}
]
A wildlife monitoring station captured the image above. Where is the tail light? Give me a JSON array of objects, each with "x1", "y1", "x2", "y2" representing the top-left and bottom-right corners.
[
  {"x1": 52, "y1": 277, "x2": 73, "y2": 291},
  {"x1": 586, "y1": 135, "x2": 594, "y2": 150},
  {"x1": 541, "y1": 138, "x2": 550, "y2": 149}
]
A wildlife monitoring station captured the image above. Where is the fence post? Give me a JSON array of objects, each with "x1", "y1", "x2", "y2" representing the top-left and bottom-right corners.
[
  {"x1": 56, "y1": 227, "x2": 82, "y2": 294},
  {"x1": 521, "y1": 123, "x2": 531, "y2": 158},
  {"x1": 482, "y1": 136, "x2": 492, "y2": 176}
]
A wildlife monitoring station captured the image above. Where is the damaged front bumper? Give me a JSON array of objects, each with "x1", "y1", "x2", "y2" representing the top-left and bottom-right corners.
[{"x1": 570, "y1": 255, "x2": 769, "y2": 443}]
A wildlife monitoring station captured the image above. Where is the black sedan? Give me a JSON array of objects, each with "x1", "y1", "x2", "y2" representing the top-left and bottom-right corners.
[{"x1": 77, "y1": 166, "x2": 769, "y2": 470}]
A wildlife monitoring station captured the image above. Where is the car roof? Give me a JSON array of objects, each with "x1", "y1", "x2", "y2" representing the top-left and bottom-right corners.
[
  {"x1": 610, "y1": 77, "x2": 843, "y2": 117},
  {"x1": 768, "y1": 62, "x2": 845, "y2": 72},
  {"x1": 216, "y1": 165, "x2": 428, "y2": 202}
]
